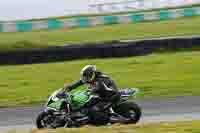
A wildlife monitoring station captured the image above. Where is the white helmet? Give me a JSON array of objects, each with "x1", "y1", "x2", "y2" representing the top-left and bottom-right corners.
[{"x1": 80, "y1": 65, "x2": 96, "y2": 83}]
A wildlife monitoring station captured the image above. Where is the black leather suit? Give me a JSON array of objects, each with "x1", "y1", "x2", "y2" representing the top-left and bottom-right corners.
[{"x1": 64, "y1": 71, "x2": 120, "y2": 123}]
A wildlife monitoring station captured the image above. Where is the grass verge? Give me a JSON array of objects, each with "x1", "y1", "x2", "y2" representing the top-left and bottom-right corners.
[
  {"x1": 1, "y1": 15, "x2": 200, "y2": 51},
  {"x1": 7, "y1": 120, "x2": 200, "y2": 133},
  {"x1": 0, "y1": 50, "x2": 200, "y2": 107}
]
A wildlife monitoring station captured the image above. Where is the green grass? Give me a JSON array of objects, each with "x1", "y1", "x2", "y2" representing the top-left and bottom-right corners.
[
  {"x1": 7, "y1": 120, "x2": 200, "y2": 133},
  {"x1": 1, "y1": 15, "x2": 200, "y2": 51},
  {"x1": 0, "y1": 50, "x2": 200, "y2": 107}
]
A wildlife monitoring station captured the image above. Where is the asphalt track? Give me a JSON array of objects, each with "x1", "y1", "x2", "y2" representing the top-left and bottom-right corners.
[{"x1": 0, "y1": 96, "x2": 200, "y2": 132}]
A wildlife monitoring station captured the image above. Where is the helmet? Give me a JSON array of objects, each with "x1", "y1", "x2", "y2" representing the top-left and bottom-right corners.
[{"x1": 81, "y1": 65, "x2": 96, "y2": 83}]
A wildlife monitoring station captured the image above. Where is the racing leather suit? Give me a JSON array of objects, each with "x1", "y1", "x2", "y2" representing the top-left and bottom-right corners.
[{"x1": 63, "y1": 71, "x2": 120, "y2": 123}]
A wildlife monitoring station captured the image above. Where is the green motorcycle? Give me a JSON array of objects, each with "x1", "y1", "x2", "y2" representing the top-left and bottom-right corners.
[{"x1": 36, "y1": 87, "x2": 142, "y2": 128}]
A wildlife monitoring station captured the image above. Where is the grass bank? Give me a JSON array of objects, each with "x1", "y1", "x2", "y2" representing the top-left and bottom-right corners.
[
  {"x1": 7, "y1": 120, "x2": 200, "y2": 133},
  {"x1": 0, "y1": 51, "x2": 200, "y2": 107},
  {"x1": 1, "y1": 16, "x2": 200, "y2": 51}
]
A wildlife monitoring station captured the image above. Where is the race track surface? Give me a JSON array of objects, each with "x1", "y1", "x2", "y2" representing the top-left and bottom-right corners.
[{"x1": 1, "y1": 96, "x2": 200, "y2": 132}]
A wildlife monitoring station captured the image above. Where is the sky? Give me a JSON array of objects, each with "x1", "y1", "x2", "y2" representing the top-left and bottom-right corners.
[
  {"x1": 0, "y1": 0, "x2": 90, "y2": 21},
  {"x1": 0, "y1": 0, "x2": 197, "y2": 21}
]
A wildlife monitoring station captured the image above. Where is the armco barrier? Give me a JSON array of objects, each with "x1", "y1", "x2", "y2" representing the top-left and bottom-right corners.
[
  {"x1": 1, "y1": 7, "x2": 200, "y2": 32},
  {"x1": 0, "y1": 36, "x2": 199, "y2": 65}
]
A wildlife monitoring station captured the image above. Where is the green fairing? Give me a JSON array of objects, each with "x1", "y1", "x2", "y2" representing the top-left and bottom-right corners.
[
  {"x1": 71, "y1": 90, "x2": 90, "y2": 109},
  {"x1": 47, "y1": 85, "x2": 91, "y2": 110},
  {"x1": 70, "y1": 85, "x2": 91, "y2": 109},
  {"x1": 48, "y1": 99, "x2": 66, "y2": 110}
]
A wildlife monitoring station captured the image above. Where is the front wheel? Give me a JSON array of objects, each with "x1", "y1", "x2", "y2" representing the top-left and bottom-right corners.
[
  {"x1": 36, "y1": 111, "x2": 56, "y2": 129},
  {"x1": 113, "y1": 101, "x2": 142, "y2": 124}
]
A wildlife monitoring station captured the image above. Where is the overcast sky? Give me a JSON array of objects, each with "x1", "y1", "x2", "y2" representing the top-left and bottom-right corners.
[{"x1": 0, "y1": 0, "x2": 90, "y2": 21}]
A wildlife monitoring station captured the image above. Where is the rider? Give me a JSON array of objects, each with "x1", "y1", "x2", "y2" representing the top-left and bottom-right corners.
[{"x1": 62, "y1": 65, "x2": 128, "y2": 124}]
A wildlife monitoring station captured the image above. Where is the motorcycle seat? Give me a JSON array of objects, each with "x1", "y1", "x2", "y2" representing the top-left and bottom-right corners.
[{"x1": 119, "y1": 88, "x2": 139, "y2": 97}]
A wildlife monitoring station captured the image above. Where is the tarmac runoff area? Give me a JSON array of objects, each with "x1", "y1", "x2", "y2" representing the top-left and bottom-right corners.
[{"x1": 0, "y1": 96, "x2": 200, "y2": 132}]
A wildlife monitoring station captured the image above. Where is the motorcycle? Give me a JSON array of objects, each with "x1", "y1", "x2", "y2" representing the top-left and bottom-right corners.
[{"x1": 36, "y1": 87, "x2": 142, "y2": 129}]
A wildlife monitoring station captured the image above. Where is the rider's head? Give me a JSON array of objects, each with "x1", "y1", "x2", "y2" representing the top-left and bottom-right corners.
[{"x1": 81, "y1": 65, "x2": 96, "y2": 83}]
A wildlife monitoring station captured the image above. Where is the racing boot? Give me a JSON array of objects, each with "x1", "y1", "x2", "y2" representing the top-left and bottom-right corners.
[{"x1": 109, "y1": 112, "x2": 130, "y2": 124}]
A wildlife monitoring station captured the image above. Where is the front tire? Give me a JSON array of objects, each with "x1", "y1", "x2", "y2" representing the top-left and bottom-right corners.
[
  {"x1": 113, "y1": 101, "x2": 142, "y2": 124},
  {"x1": 36, "y1": 111, "x2": 55, "y2": 129}
]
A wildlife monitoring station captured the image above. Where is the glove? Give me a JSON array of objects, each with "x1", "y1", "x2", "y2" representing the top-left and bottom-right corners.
[{"x1": 56, "y1": 91, "x2": 69, "y2": 99}]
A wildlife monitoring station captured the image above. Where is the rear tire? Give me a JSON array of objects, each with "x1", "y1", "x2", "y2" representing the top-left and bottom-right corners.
[{"x1": 113, "y1": 101, "x2": 142, "y2": 124}]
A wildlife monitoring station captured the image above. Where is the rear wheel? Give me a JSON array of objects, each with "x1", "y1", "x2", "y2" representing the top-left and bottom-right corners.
[{"x1": 113, "y1": 101, "x2": 142, "y2": 124}]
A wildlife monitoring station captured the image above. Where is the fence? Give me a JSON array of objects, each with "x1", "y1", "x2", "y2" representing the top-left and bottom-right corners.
[{"x1": 0, "y1": 7, "x2": 200, "y2": 32}]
